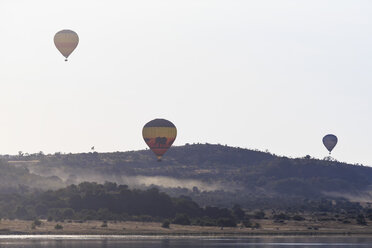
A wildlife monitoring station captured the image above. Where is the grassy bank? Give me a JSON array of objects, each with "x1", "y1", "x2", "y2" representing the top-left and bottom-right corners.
[{"x1": 0, "y1": 219, "x2": 371, "y2": 236}]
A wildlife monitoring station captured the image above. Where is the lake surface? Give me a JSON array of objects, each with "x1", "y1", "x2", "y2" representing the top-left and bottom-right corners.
[{"x1": 0, "y1": 236, "x2": 371, "y2": 247}]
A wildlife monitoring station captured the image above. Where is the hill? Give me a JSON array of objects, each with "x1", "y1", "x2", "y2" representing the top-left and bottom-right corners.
[{"x1": 3, "y1": 144, "x2": 372, "y2": 209}]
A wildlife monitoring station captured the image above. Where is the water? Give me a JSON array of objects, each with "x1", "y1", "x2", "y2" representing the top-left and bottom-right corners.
[{"x1": 0, "y1": 236, "x2": 371, "y2": 247}]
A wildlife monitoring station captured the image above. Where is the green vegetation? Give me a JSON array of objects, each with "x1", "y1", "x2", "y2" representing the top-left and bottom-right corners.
[
  {"x1": 33, "y1": 219, "x2": 42, "y2": 226},
  {"x1": 54, "y1": 224, "x2": 63, "y2": 230},
  {"x1": 172, "y1": 214, "x2": 191, "y2": 225},
  {"x1": 5, "y1": 144, "x2": 372, "y2": 201},
  {"x1": 356, "y1": 214, "x2": 367, "y2": 225},
  {"x1": 161, "y1": 220, "x2": 170, "y2": 228},
  {"x1": 1, "y1": 143, "x2": 372, "y2": 217},
  {"x1": 0, "y1": 182, "x2": 239, "y2": 226},
  {"x1": 0, "y1": 181, "x2": 366, "y2": 229}
]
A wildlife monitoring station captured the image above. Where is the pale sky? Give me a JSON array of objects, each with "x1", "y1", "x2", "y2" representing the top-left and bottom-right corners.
[{"x1": 0, "y1": 0, "x2": 371, "y2": 165}]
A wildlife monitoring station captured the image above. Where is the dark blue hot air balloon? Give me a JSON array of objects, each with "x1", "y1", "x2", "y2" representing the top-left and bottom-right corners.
[{"x1": 322, "y1": 134, "x2": 338, "y2": 154}]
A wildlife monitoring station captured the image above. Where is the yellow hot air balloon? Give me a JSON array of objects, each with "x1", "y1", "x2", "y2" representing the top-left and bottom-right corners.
[
  {"x1": 54, "y1": 30, "x2": 79, "y2": 61},
  {"x1": 142, "y1": 119, "x2": 177, "y2": 161}
]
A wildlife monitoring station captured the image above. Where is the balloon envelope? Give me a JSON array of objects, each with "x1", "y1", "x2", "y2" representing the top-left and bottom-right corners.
[
  {"x1": 54, "y1": 30, "x2": 79, "y2": 61},
  {"x1": 322, "y1": 134, "x2": 338, "y2": 154},
  {"x1": 142, "y1": 119, "x2": 177, "y2": 161}
]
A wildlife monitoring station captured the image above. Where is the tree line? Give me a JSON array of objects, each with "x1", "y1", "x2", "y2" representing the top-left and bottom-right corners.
[
  {"x1": 1, "y1": 182, "x2": 245, "y2": 227},
  {"x1": 0, "y1": 182, "x2": 371, "y2": 228}
]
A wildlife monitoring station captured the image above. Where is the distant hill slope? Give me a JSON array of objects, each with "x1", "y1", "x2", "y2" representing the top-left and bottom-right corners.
[
  {"x1": 0, "y1": 161, "x2": 64, "y2": 192},
  {"x1": 3, "y1": 144, "x2": 372, "y2": 208}
]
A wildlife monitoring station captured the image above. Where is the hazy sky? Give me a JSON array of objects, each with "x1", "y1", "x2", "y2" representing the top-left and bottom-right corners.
[{"x1": 0, "y1": 0, "x2": 371, "y2": 165}]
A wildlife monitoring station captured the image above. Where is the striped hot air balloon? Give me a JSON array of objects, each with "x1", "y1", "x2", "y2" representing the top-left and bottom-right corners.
[
  {"x1": 322, "y1": 134, "x2": 338, "y2": 154},
  {"x1": 142, "y1": 119, "x2": 177, "y2": 161},
  {"x1": 54, "y1": 30, "x2": 79, "y2": 61}
]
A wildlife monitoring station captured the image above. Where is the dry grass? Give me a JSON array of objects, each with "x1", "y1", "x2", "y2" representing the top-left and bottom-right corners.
[{"x1": 0, "y1": 219, "x2": 371, "y2": 236}]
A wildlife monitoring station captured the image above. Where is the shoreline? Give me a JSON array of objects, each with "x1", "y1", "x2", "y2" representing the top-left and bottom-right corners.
[
  {"x1": 0, "y1": 234, "x2": 372, "y2": 239},
  {"x1": 0, "y1": 220, "x2": 371, "y2": 237}
]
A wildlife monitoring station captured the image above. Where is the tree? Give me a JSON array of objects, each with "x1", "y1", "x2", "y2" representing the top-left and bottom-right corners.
[
  {"x1": 15, "y1": 206, "x2": 29, "y2": 219},
  {"x1": 293, "y1": 215, "x2": 305, "y2": 221},
  {"x1": 55, "y1": 224, "x2": 63, "y2": 230},
  {"x1": 172, "y1": 214, "x2": 191, "y2": 225},
  {"x1": 217, "y1": 218, "x2": 237, "y2": 227},
  {"x1": 162, "y1": 220, "x2": 170, "y2": 228},
  {"x1": 35, "y1": 204, "x2": 48, "y2": 216},
  {"x1": 242, "y1": 218, "x2": 252, "y2": 228},
  {"x1": 232, "y1": 204, "x2": 245, "y2": 220},
  {"x1": 356, "y1": 214, "x2": 367, "y2": 225},
  {"x1": 273, "y1": 213, "x2": 290, "y2": 220},
  {"x1": 62, "y1": 208, "x2": 75, "y2": 219},
  {"x1": 254, "y1": 210, "x2": 265, "y2": 219}
]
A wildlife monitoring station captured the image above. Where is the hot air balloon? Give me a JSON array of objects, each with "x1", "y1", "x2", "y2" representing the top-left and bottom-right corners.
[
  {"x1": 54, "y1": 30, "x2": 79, "y2": 61},
  {"x1": 142, "y1": 119, "x2": 177, "y2": 161},
  {"x1": 322, "y1": 134, "x2": 338, "y2": 154}
]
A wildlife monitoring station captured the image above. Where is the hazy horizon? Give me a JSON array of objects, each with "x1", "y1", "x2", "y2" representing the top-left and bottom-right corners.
[{"x1": 1, "y1": 0, "x2": 371, "y2": 165}]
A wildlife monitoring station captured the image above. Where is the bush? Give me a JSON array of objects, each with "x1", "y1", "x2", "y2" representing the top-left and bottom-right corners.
[
  {"x1": 254, "y1": 211, "x2": 265, "y2": 219},
  {"x1": 242, "y1": 218, "x2": 252, "y2": 228},
  {"x1": 62, "y1": 208, "x2": 75, "y2": 219},
  {"x1": 356, "y1": 214, "x2": 367, "y2": 225},
  {"x1": 273, "y1": 213, "x2": 290, "y2": 220},
  {"x1": 14, "y1": 206, "x2": 29, "y2": 219},
  {"x1": 97, "y1": 208, "x2": 115, "y2": 220},
  {"x1": 192, "y1": 217, "x2": 216, "y2": 226},
  {"x1": 292, "y1": 215, "x2": 305, "y2": 221},
  {"x1": 172, "y1": 214, "x2": 190, "y2": 225},
  {"x1": 252, "y1": 222, "x2": 260, "y2": 229},
  {"x1": 242, "y1": 218, "x2": 259, "y2": 229},
  {"x1": 217, "y1": 218, "x2": 237, "y2": 227},
  {"x1": 33, "y1": 219, "x2": 42, "y2": 226},
  {"x1": 54, "y1": 224, "x2": 63, "y2": 230},
  {"x1": 135, "y1": 215, "x2": 154, "y2": 222},
  {"x1": 162, "y1": 220, "x2": 170, "y2": 228},
  {"x1": 232, "y1": 205, "x2": 245, "y2": 220}
]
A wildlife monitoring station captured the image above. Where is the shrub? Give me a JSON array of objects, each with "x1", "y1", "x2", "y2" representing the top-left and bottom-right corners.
[
  {"x1": 101, "y1": 220, "x2": 108, "y2": 227},
  {"x1": 252, "y1": 222, "x2": 260, "y2": 229},
  {"x1": 232, "y1": 205, "x2": 245, "y2": 220},
  {"x1": 62, "y1": 208, "x2": 75, "y2": 219},
  {"x1": 136, "y1": 215, "x2": 154, "y2": 222},
  {"x1": 242, "y1": 218, "x2": 252, "y2": 228},
  {"x1": 172, "y1": 214, "x2": 191, "y2": 225},
  {"x1": 273, "y1": 213, "x2": 290, "y2": 220},
  {"x1": 356, "y1": 214, "x2": 367, "y2": 225},
  {"x1": 217, "y1": 218, "x2": 237, "y2": 227},
  {"x1": 162, "y1": 220, "x2": 170, "y2": 228},
  {"x1": 54, "y1": 224, "x2": 63, "y2": 230},
  {"x1": 242, "y1": 218, "x2": 259, "y2": 229},
  {"x1": 192, "y1": 217, "x2": 216, "y2": 226},
  {"x1": 254, "y1": 211, "x2": 265, "y2": 219},
  {"x1": 292, "y1": 215, "x2": 305, "y2": 221},
  {"x1": 33, "y1": 219, "x2": 42, "y2": 226}
]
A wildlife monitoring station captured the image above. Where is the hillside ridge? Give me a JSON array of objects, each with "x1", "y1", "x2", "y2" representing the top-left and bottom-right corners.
[{"x1": 2, "y1": 143, "x2": 372, "y2": 208}]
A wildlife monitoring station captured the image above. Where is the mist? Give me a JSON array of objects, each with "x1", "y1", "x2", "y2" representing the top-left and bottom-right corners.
[{"x1": 21, "y1": 162, "x2": 230, "y2": 192}]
